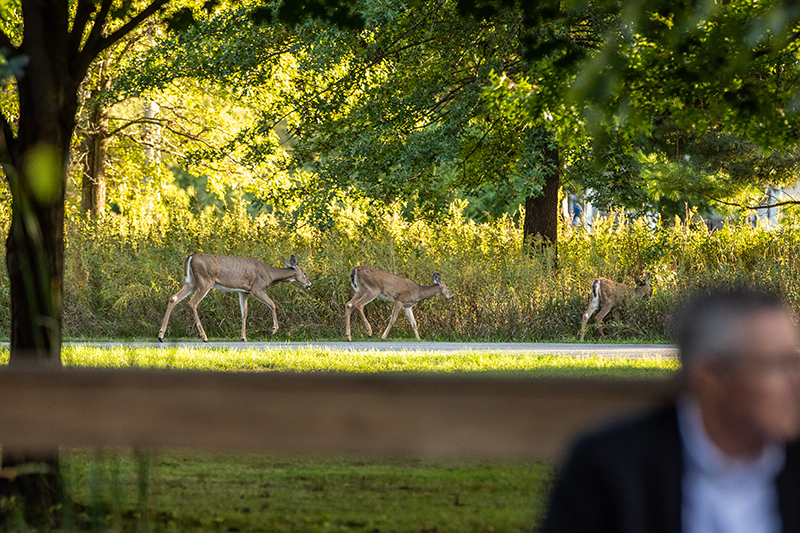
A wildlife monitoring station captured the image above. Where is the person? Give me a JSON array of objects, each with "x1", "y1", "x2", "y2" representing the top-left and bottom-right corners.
[
  {"x1": 572, "y1": 202, "x2": 583, "y2": 226},
  {"x1": 538, "y1": 289, "x2": 800, "y2": 533}
]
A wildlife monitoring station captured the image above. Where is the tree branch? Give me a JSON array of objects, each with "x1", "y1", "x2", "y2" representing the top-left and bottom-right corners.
[
  {"x1": 69, "y1": 0, "x2": 98, "y2": 56},
  {"x1": 74, "y1": 0, "x2": 171, "y2": 79},
  {"x1": 705, "y1": 193, "x2": 800, "y2": 211}
]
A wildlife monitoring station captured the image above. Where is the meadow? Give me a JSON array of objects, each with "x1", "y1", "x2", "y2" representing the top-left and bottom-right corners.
[
  {"x1": 0, "y1": 199, "x2": 795, "y2": 343},
  {"x1": 0, "y1": 345, "x2": 678, "y2": 532}
]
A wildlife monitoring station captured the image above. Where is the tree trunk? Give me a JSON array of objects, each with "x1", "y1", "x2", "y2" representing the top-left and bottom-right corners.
[
  {"x1": 81, "y1": 94, "x2": 109, "y2": 217},
  {"x1": 523, "y1": 144, "x2": 559, "y2": 249},
  {"x1": 0, "y1": 0, "x2": 77, "y2": 522},
  {"x1": 81, "y1": 58, "x2": 110, "y2": 218}
]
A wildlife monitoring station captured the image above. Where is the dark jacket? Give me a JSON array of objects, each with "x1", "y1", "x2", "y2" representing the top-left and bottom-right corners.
[{"x1": 538, "y1": 405, "x2": 800, "y2": 533}]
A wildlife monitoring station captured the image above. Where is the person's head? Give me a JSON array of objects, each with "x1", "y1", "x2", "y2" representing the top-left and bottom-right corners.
[{"x1": 674, "y1": 289, "x2": 800, "y2": 456}]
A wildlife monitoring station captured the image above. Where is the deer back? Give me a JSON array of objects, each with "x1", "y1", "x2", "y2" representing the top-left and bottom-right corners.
[
  {"x1": 352, "y1": 266, "x2": 419, "y2": 299},
  {"x1": 596, "y1": 276, "x2": 651, "y2": 306},
  {"x1": 190, "y1": 253, "x2": 298, "y2": 291}
]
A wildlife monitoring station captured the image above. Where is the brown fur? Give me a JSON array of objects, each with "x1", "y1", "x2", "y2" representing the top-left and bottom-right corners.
[
  {"x1": 158, "y1": 253, "x2": 311, "y2": 342},
  {"x1": 578, "y1": 275, "x2": 651, "y2": 342},
  {"x1": 345, "y1": 265, "x2": 453, "y2": 341}
]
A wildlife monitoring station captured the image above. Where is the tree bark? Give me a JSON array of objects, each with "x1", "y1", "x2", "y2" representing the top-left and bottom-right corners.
[
  {"x1": 0, "y1": 1, "x2": 76, "y2": 521},
  {"x1": 523, "y1": 144, "x2": 559, "y2": 249},
  {"x1": 81, "y1": 91, "x2": 109, "y2": 218},
  {"x1": 0, "y1": 0, "x2": 170, "y2": 524}
]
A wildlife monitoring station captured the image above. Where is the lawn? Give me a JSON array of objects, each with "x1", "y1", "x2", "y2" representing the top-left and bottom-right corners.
[{"x1": 2, "y1": 345, "x2": 678, "y2": 532}]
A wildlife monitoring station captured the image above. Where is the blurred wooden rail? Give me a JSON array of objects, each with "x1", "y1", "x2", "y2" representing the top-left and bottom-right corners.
[{"x1": 0, "y1": 370, "x2": 678, "y2": 460}]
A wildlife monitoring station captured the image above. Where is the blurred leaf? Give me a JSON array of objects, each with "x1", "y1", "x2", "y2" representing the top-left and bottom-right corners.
[{"x1": 23, "y1": 144, "x2": 61, "y2": 204}]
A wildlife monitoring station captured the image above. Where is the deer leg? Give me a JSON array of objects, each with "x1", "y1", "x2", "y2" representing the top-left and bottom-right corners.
[
  {"x1": 579, "y1": 298, "x2": 600, "y2": 342},
  {"x1": 251, "y1": 289, "x2": 279, "y2": 335},
  {"x1": 186, "y1": 284, "x2": 214, "y2": 342},
  {"x1": 404, "y1": 306, "x2": 420, "y2": 340},
  {"x1": 159, "y1": 283, "x2": 196, "y2": 341},
  {"x1": 239, "y1": 292, "x2": 249, "y2": 342},
  {"x1": 381, "y1": 301, "x2": 404, "y2": 339},
  {"x1": 594, "y1": 303, "x2": 615, "y2": 339},
  {"x1": 346, "y1": 291, "x2": 377, "y2": 341}
]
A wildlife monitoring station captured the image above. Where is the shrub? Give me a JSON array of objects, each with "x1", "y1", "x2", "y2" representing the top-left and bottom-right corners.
[{"x1": 0, "y1": 198, "x2": 796, "y2": 342}]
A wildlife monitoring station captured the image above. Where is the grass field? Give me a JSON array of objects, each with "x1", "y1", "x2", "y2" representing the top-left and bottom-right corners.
[
  {"x1": 3, "y1": 346, "x2": 679, "y2": 532},
  {"x1": 50, "y1": 345, "x2": 680, "y2": 377}
]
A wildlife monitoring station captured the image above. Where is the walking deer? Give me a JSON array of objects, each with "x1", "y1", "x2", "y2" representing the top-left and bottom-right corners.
[
  {"x1": 345, "y1": 266, "x2": 453, "y2": 341},
  {"x1": 158, "y1": 253, "x2": 312, "y2": 342},
  {"x1": 579, "y1": 275, "x2": 652, "y2": 342}
]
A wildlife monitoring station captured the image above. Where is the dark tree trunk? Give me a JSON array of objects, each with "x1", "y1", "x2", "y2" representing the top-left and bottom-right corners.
[
  {"x1": 0, "y1": 0, "x2": 168, "y2": 525},
  {"x1": 81, "y1": 58, "x2": 110, "y2": 218},
  {"x1": 81, "y1": 94, "x2": 109, "y2": 217},
  {"x1": 523, "y1": 144, "x2": 559, "y2": 248},
  {"x1": 0, "y1": 1, "x2": 76, "y2": 522}
]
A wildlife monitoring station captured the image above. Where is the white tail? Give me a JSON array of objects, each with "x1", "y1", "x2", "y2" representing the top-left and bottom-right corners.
[
  {"x1": 578, "y1": 274, "x2": 651, "y2": 342},
  {"x1": 158, "y1": 253, "x2": 312, "y2": 342},
  {"x1": 345, "y1": 265, "x2": 453, "y2": 341}
]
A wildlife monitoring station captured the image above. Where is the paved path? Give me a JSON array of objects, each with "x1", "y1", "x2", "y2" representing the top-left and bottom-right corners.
[{"x1": 65, "y1": 341, "x2": 677, "y2": 359}]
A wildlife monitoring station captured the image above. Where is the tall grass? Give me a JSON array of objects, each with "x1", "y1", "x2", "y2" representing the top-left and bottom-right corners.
[{"x1": 0, "y1": 198, "x2": 797, "y2": 341}]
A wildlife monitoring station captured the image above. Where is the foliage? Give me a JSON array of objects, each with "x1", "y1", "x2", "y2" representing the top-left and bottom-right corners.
[{"x1": 115, "y1": 0, "x2": 585, "y2": 227}]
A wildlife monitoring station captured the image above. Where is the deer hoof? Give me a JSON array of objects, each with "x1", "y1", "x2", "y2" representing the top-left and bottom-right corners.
[
  {"x1": 241, "y1": 337, "x2": 247, "y2": 342},
  {"x1": 270, "y1": 328, "x2": 277, "y2": 336}
]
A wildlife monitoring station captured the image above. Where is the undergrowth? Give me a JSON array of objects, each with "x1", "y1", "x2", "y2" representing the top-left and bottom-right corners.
[{"x1": 0, "y1": 198, "x2": 797, "y2": 342}]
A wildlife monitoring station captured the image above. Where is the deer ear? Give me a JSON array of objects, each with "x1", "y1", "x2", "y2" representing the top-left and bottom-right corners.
[
  {"x1": 634, "y1": 276, "x2": 642, "y2": 285},
  {"x1": 290, "y1": 254, "x2": 299, "y2": 268},
  {"x1": 433, "y1": 273, "x2": 442, "y2": 285},
  {"x1": 282, "y1": 256, "x2": 292, "y2": 269},
  {"x1": 645, "y1": 273, "x2": 652, "y2": 283}
]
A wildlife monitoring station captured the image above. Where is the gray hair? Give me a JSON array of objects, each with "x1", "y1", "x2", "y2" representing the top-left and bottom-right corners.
[{"x1": 673, "y1": 289, "x2": 788, "y2": 369}]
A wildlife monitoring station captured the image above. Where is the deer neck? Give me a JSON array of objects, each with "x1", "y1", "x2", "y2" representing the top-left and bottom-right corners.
[
  {"x1": 271, "y1": 267, "x2": 297, "y2": 284},
  {"x1": 413, "y1": 284, "x2": 442, "y2": 303}
]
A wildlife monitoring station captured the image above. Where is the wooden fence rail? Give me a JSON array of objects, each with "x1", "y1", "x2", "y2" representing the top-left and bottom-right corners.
[{"x1": 0, "y1": 369, "x2": 678, "y2": 460}]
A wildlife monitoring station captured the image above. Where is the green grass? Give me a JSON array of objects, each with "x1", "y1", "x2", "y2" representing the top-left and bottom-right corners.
[
  {"x1": 61, "y1": 450, "x2": 551, "y2": 533},
  {"x1": 44, "y1": 345, "x2": 680, "y2": 378}
]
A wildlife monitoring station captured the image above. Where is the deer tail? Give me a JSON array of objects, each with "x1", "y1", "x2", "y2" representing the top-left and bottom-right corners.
[
  {"x1": 184, "y1": 255, "x2": 195, "y2": 285},
  {"x1": 350, "y1": 267, "x2": 359, "y2": 292},
  {"x1": 590, "y1": 279, "x2": 601, "y2": 305}
]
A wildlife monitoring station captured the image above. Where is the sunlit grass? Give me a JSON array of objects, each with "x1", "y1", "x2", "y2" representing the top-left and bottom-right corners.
[{"x1": 0, "y1": 345, "x2": 683, "y2": 378}]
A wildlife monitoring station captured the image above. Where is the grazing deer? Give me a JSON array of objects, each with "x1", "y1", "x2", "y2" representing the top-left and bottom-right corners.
[
  {"x1": 158, "y1": 253, "x2": 312, "y2": 342},
  {"x1": 579, "y1": 275, "x2": 652, "y2": 342},
  {"x1": 345, "y1": 266, "x2": 453, "y2": 341}
]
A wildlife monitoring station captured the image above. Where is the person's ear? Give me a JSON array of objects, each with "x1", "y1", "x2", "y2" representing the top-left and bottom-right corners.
[{"x1": 687, "y1": 359, "x2": 728, "y2": 397}]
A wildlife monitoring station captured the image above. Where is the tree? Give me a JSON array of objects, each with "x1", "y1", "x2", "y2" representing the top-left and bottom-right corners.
[
  {"x1": 548, "y1": 0, "x2": 800, "y2": 216},
  {"x1": 0, "y1": 0, "x2": 181, "y2": 522},
  {"x1": 127, "y1": 0, "x2": 599, "y2": 249}
]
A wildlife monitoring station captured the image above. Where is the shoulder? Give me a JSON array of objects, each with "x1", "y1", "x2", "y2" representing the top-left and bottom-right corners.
[
  {"x1": 537, "y1": 405, "x2": 682, "y2": 533},
  {"x1": 567, "y1": 404, "x2": 680, "y2": 464},
  {"x1": 553, "y1": 404, "x2": 683, "y2": 504}
]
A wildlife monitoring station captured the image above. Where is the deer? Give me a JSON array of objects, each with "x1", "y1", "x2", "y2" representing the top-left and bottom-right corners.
[
  {"x1": 578, "y1": 274, "x2": 652, "y2": 342},
  {"x1": 345, "y1": 265, "x2": 454, "y2": 341},
  {"x1": 158, "y1": 253, "x2": 312, "y2": 342}
]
